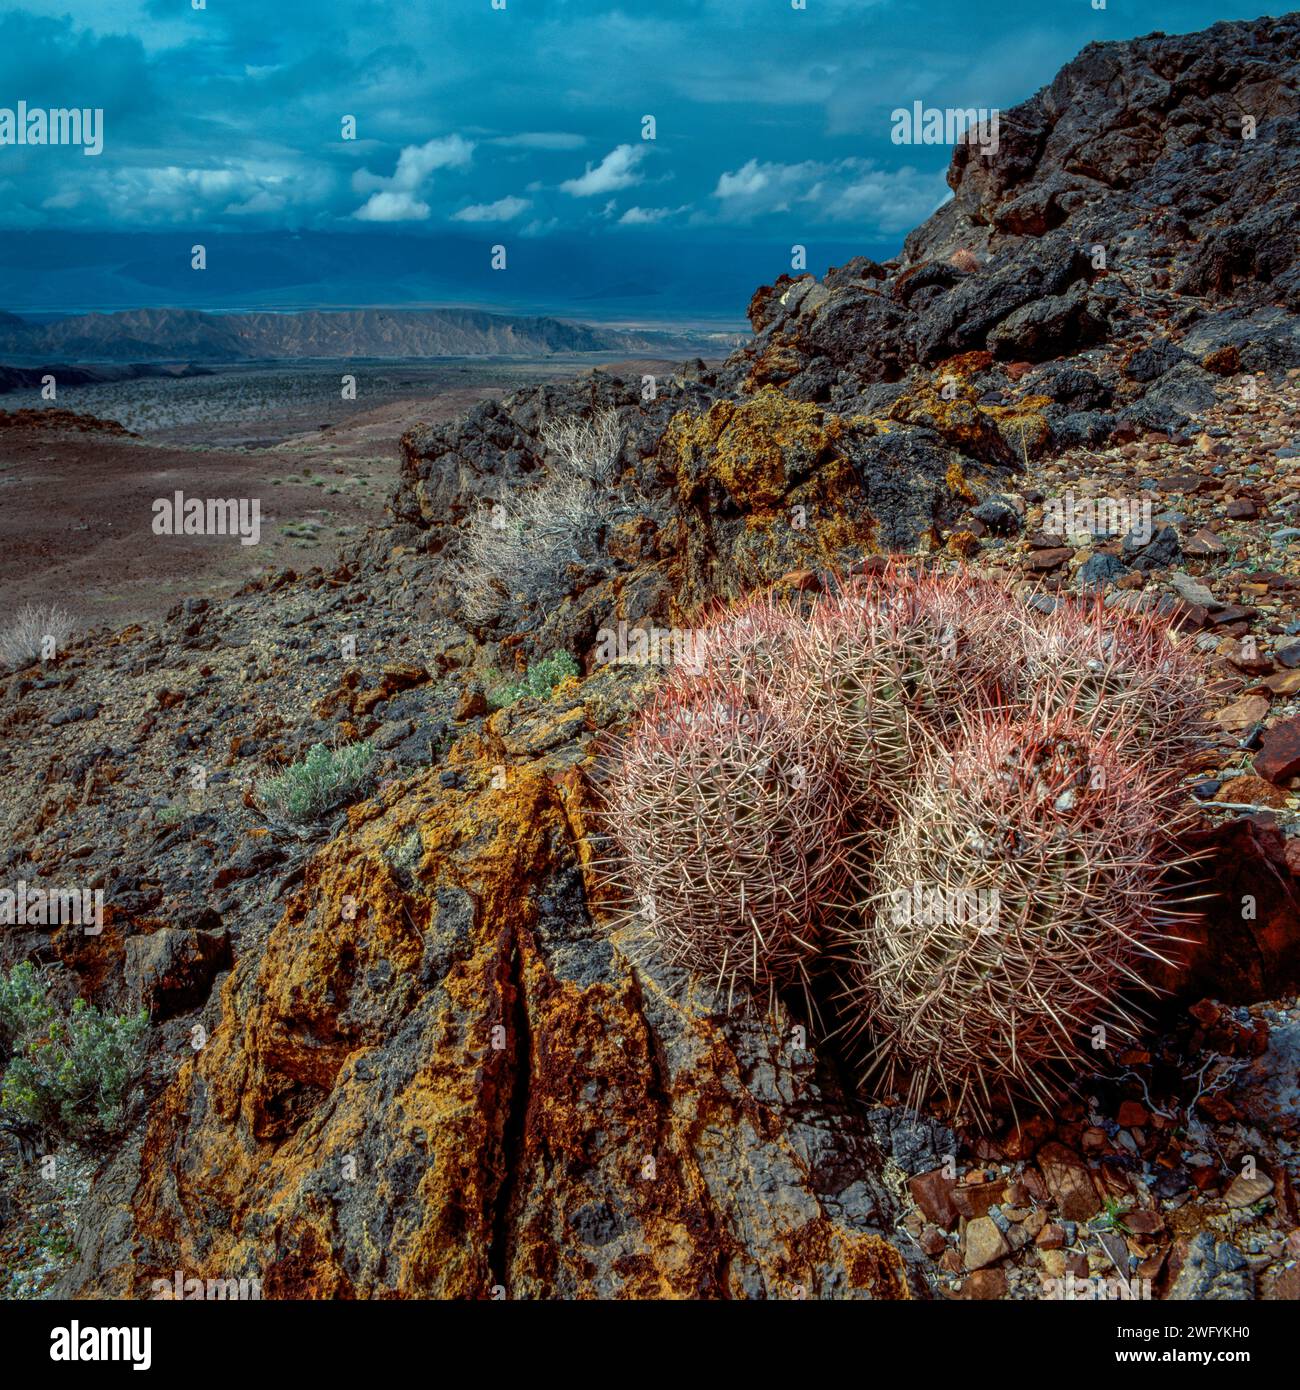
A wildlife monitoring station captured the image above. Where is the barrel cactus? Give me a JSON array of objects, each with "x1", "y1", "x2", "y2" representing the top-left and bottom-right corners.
[
  {"x1": 597, "y1": 668, "x2": 848, "y2": 1000},
  {"x1": 596, "y1": 566, "x2": 1208, "y2": 1123},
  {"x1": 843, "y1": 698, "x2": 1191, "y2": 1121}
]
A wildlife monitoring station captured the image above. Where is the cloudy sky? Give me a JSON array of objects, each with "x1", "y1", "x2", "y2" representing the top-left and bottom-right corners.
[{"x1": 0, "y1": 0, "x2": 1279, "y2": 320}]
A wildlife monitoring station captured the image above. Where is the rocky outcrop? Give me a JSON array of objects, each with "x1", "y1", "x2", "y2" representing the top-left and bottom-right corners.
[
  {"x1": 63, "y1": 764, "x2": 911, "y2": 1299},
  {"x1": 4, "y1": 14, "x2": 1300, "y2": 1303}
]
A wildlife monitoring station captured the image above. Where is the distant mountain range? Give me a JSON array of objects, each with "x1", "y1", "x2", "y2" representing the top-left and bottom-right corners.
[{"x1": 0, "y1": 306, "x2": 733, "y2": 364}]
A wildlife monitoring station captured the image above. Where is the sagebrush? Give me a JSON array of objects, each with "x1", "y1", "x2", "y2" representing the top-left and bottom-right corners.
[
  {"x1": 0, "y1": 962, "x2": 148, "y2": 1141},
  {"x1": 0, "y1": 603, "x2": 75, "y2": 672},
  {"x1": 462, "y1": 408, "x2": 624, "y2": 625},
  {"x1": 255, "y1": 740, "x2": 376, "y2": 823}
]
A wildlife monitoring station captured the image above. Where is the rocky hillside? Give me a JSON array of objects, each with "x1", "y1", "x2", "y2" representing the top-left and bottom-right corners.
[{"x1": 1, "y1": 13, "x2": 1299, "y2": 1301}]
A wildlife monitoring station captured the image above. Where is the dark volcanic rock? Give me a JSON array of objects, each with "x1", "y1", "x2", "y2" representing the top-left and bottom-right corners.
[{"x1": 17, "y1": 11, "x2": 1300, "y2": 1306}]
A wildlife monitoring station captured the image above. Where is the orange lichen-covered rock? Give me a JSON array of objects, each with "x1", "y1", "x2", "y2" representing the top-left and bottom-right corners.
[{"x1": 63, "y1": 760, "x2": 912, "y2": 1300}]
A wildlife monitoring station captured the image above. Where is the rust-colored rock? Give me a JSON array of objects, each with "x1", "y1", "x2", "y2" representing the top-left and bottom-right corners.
[
  {"x1": 1036, "y1": 1142, "x2": 1102, "y2": 1222},
  {"x1": 1159, "y1": 819, "x2": 1300, "y2": 1004},
  {"x1": 1255, "y1": 715, "x2": 1300, "y2": 784},
  {"x1": 61, "y1": 766, "x2": 912, "y2": 1300}
]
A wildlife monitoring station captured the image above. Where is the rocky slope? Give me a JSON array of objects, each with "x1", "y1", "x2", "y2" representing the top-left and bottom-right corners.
[{"x1": 2, "y1": 13, "x2": 1300, "y2": 1300}]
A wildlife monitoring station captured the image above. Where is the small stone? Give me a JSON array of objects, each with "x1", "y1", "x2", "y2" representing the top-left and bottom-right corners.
[
  {"x1": 1036, "y1": 1142, "x2": 1102, "y2": 1222},
  {"x1": 1125, "y1": 1210, "x2": 1165, "y2": 1237},
  {"x1": 1208, "y1": 604, "x2": 1258, "y2": 627},
  {"x1": 908, "y1": 1168, "x2": 960, "y2": 1228},
  {"x1": 1223, "y1": 1173, "x2": 1274, "y2": 1209},
  {"x1": 1224, "y1": 496, "x2": 1258, "y2": 519},
  {"x1": 1035, "y1": 1220, "x2": 1066, "y2": 1249},
  {"x1": 1227, "y1": 640, "x2": 1274, "y2": 675},
  {"x1": 953, "y1": 1182, "x2": 1005, "y2": 1221},
  {"x1": 963, "y1": 1215, "x2": 1011, "y2": 1270},
  {"x1": 919, "y1": 1224, "x2": 948, "y2": 1257},
  {"x1": 971, "y1": 495, "x2": 1021, "y2": 535},
  {"x1": 1077, "y1": 552, "x2": 1129, "y2": 589},
  {"x1": 954, "y1": 1268, "x2": 1007, "y2": 1299},
  {"x1": 1023, "y1": 546, "x2": 1073, "y2": 572},
  {"x1": 1275, "y1": 641, "x2": 1300, "y2": 668},
  {"x1": 1116, "y1": 1100, "x2": 1148, "y2": 1128},
  {"x1": 1254, "y1": 716, "x2": 1300, "y2": 784},
  {"x1": 1222, "y1": 773, "x2": 1291, "y2": 809},
  {"x1": 1184, "y1": 527, "x2": 1228, "y2": 557},
  {"x1": 1127, "y1": 523, "x2": 1182, "y2": 570},
  {"x1": 1214, "y1": 695, "x2": 1270, "y2": 731},
  {"x1": 1168, "y1": 571, "x2": 1218, "y2": 608}
]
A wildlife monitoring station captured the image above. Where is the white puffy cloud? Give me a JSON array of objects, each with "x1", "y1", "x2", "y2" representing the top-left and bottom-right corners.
[
  {"x1": 559, "y1": 144, "x2": 646, "y2": 197},
  {"x1": 354, "y1": 190, "x2": 431, "y2": 222},
  {"x1": 351, "y1": 135, "x2": 474, "y2": 220},
  {"x1": 452, "y1": 195, "x2": 531, "y2": 222},
  {"x1": 709, "y1": 157, "x2": 948, "y2": 231},
  {"x1": 618, "y1": 205, "x2": 681, "y2": 225},
  {"x1": 46, "y1": 159, "x2": 334, "y2": 224}
]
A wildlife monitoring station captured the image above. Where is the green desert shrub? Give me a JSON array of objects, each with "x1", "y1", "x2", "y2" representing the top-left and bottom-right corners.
[
  {"x1": 486, "y1": 650, "x2": 580, "y2": 710},
  {"x1": 0, "y1": 962, "x2": 147, "y2": 1140},
  {"x1": 0, "y1": 960, "x2": 56, "y2": 1050},
  {"x1": 255, "y1": 740, "x2": 375, "y2": 823}
]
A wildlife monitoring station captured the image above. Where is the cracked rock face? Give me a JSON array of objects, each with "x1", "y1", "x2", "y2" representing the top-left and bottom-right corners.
[{"x1": 61, "y1": 766, "x2": 912, "y2": 1299}]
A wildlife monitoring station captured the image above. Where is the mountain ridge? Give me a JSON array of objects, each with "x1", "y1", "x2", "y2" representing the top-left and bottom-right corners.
[{"x1": 0, "y1": 305, "x2": 727, "y2": 363}]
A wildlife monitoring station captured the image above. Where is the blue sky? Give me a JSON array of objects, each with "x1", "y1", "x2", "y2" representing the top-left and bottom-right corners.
[{"x1": 0, "y1": 1, "x2": 1282, "y2": 321}]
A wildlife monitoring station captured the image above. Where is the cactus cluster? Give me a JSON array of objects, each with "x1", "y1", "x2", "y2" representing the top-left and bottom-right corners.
[{"x1": 597, "y1": 565, "x2": 1208, "y2": 1124}]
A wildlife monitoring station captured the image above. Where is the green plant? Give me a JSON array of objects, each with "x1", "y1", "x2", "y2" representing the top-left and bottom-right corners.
[
  {"x1": 0, "y1": 962, "x2": 55, "y2": 1053},
  {"x1": 485, "y1": 650, "x2": 580, "y2": 710},
  {"x1": 1095, "y1": 1196, "x2": 1134, "y2": 1235},
  {"x1": 0, "y1": 963, "x2": 147, "y2": 1141},
  {"x1": 255, "y1": 740, "x2": 375, "y2": 822}
]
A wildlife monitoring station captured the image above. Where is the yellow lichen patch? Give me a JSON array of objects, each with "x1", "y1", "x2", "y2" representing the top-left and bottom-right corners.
[
  {"x1": 887, "y1": 381, "x2": 1010, "y2": 465},
  {"x1": 945, "y1": 458, "x2": 977, "y2": 503},
  {"x1": 664, "y1": 386, "x2": 849, "y2": 514},
  {"x1": 982, "y1": 394, "x2": 1053, "y2": 462},
  {"x1": 91, "y1": 755, "x2": 911, "y2": 1301},
  {"x1": 947, "y1": 529, "x2": 981, "y2": 558},
  {"x1": 783, "y1": 1219, "x2": 912, "y2": 1298},
  {"x1": 744, "y1": 343, "x2": 805, "y2": 390}
]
